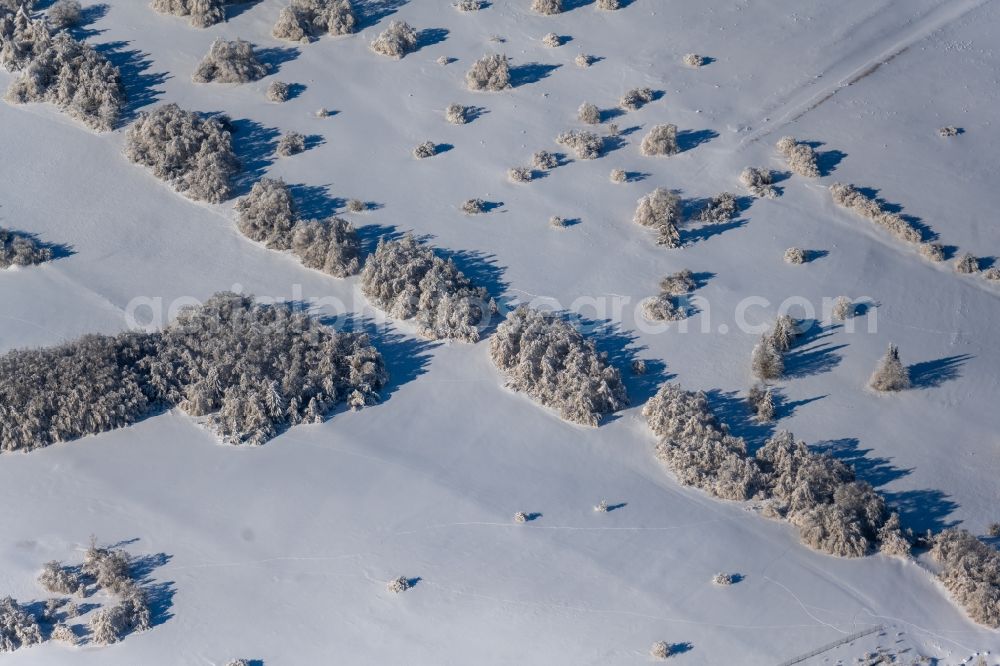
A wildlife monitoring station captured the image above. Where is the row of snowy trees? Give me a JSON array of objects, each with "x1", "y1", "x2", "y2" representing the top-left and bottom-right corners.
[
  {"x1": 0, "y1": 292, "x2": 387, "y2": 451},
  {"x1": 0, "y1": 5, "x2": 124, "y2": 130}
]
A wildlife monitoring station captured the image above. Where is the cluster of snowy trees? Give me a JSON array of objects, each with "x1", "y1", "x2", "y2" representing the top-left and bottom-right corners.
[
  {"x1": 642, "y1": 383, "x2": 911, "y2": 557},
  {"x1": 0, "y1": 596, "x2": 42, "y2": 652},
  {"x1": 0, "y1": 227, "x2": 52, "y2": 268},
  {"x1": 370, "y1": 20, "x2": 417, "y2": 59},
  {"x1": 0, "y1": 8, "x2": 124, "y2": 131},
  {"x1": 192, "y1": 38, "x2": 268, "y2": 83},
  {"x1": 236, "y1": 179, "x2": 361, "y2": 278},
  {"x1": 642, "y1": 269, "x2": 695, "y2": 322},
  {"x1": 776, "y1": 136, "x2": 819, "y2": 178},
  {"x1": 151, "y1": 0, "x2": 227, "y2": 28},
  {"x1": 124, "y1": 104, "x2": 240, "y2": 203},
  {"x1": 931, "y1": 529, "x2": 1000, "y2": 627},
  {"x1": 751, "y1": 315, "x2": 798, "y2": 381},
  {"x1": 489, "y1": 306, "x2": 629, "y2": 426},
  {"x1": 829, "y1": 183, "x2": 922, "y2": 245},
  {"x1": 360, "y1": 235, "x2": 497, "y2": 342},
  {"x1": 273, "y1": 0, "x2": 356, "y2": 42},
  {"x1": 0, "y1": 293, "x2": 386, "y2": 450}
]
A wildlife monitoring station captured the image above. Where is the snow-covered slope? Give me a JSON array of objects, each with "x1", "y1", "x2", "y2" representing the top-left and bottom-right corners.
[{"x1": 1, "y1": 0, "x2": 999, "y2": 663}]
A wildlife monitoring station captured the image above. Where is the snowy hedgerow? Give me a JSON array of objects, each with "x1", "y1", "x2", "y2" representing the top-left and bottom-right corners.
[
  {"x1": 954, "y1": 252, "x2": 980, "y2": 274},
  {"x1": 776, "y1": 136, "x2": 819, "y2": 178},
  {"x1": 541, "y1": 32, "x2": 561, "y2": 47},
  {"x1": 235, "y1": 178, "x2": 296, "y2": 249},
  {"x1": 124, "y1": 104, "x2": 239, "y2": 203},
  {"x1": 751, "y1": 335, "x2": 783, "y2": 380},
  {"x1": 596, "y1": 0, "x2": 620, "y2": 9},
  {"x1": 698, "y1": 192, "x2": 738, "y2": 223},
  {"x1": 640, "y1": 124, "x2": 679, "y2": 157},
  {"x1": 413, "y1": 141, "x2": 437, "y2": 159},
  {"x1": 633, "y1": 187, "x2": 681, "y2": 248},
  {"x1": 47, "y1": 0, "x2": 82, "y2": 29},
  {"x1": 577, "y1": 101, "x2": 600, "y2": 125},
  {"x1": 276, "y1": 131, "x2": 306, "y2": 157},
  {"x1": 747, "y1": 384, "x2": 774, "y2": 422},
  {"x1": 0, "y1": 597, "x2": 42, "y2": 652},
  {"x1": 5, "y1": 32, "x2": 124, "y2": 131},
  {"x1": 829, "y1": 183, "x2": 922, "y2": 244},
  {"x1": 490, "y1": 306, "x2": 629, "y2": 426},
  {"x1": 148, "y1": 292, "x2": 386, "y2": 444},
  {"x1": 370, "y1": 20, "x2": 417, "y2": 59},
  {"x1": 919, "y1": 242, "x2": 945, "y2": 262},
  {"x1": 151, "y1": 0, "x2": 225, "y2": 28},
  {"x1": 643, "y1": 384, "x2": 761, "y2": 501},
  {"x1": 532, "y1": 150, "x2": 558, "y2": 170},
  {"x1": 930, "y1": 529, "x2": 1000, "y2": 627},
  {"x1": 869, "y1": 343, "x2": 909, "y2": 392},
  {"x1": 0, "y1": 227, "x2": 53, "y2": 268},
  {"x1": 462, "y1": 198, "x2": 486, "y2": 214},
  {"x1": 0, "y1": 7, "x2": 50, "y2": 71},
  {"x1": 445, "y1": 103, "x2": 468, "y2": 124},
  {"x1": 89, "y1": 585, "x2": 151, "y2": 645},
  {"x1": 361, "y1": 235, "x2": 496, "y2": 342},
  {"x1": 38, "y1": 561, "x2": 84, "y2": 596},
  {"x1": 739, "y1": 166, "x2": 777, "y2": 198},
  {"x1": 273, "y1": 0, "x2": 356, "y2": 42},
  {"x1": 193, "y1": 38, "x2": 268, "y2": 83},
  {"x1": 783, "y1": 247, "x2": 805, "y2": 264},
  {"x1": 574, "y1": 53, "x2": 594, "y2": 67},
  {"x1": 650, "y1": 641, "x2": 671, "y2": 659},
  {"x1": 609, "y1": 168, "x2": 626, "y2": 183},
  {"x1": 507, "y1": 166, "x2": 532, "y2": 183},
  {"x1": 386, "y1": 576, "x2": 410, "y2": 593},
  {"x1": 531, "y1": 0, "x2": 562, "y2": 14},
  {"x1": 832, "y1": 296, "x2": 854, "y2": 321},
  {"x1": 556, "y1": 129, "x2": 602, "y2": 159},
  {"x1": 267, "y1": 80, "x2": 291, "y2": 102},
  {"x1": 682, "y1": 53, "x2": 704, "y2": 67},
  {"x1": 619, "y1": 86, "x2": 653, "y2": 111},
  {"x1": 466, "y1": 53, "x2": 510, "y2": 91},
  {"x1": 290, "y1": 216, "x2": 362, "y2": 277}
]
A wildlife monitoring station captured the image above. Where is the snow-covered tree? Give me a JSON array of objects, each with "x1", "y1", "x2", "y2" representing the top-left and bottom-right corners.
[
  {"x1": 124, "y1": 103, "x2": 240, "y2": 203},
  {"x1": 832, "y1": 296, "x2": 854, "y2": 321},
  {"x1": 776, "y1": 136, "x2": 819, "y2": 178},
  {"x1": 640, "y1": 124, "x2": 678, "y2": 157},
  {"x1": 290, "y1": 216, "x2": 362, "y2": 277},
  {"x1": 412, "y1": 141, "x2": 437, "y2": 159},
  {"x1": 751, "y1": 335, "x2": 783, "y2": 380},
  {"x1": 151, "y1": 0, "x2": 226, "y2": 28},
  {"x1": 829, "y1": 183, "x2": 922, "y2": 244},
  {"x1": 276, "y1": 131, "x2": 306, "y2": 157},
  {"x1": 466, "y1": 53, "x2": 510, "y2": 91},
  {"x1": 574, "y1": 53, "x2": 594, "y2": 67},
  {"x1": 461, "y1": 198, "x2": 486, "y2": 214},
  {"x1": 47, "y1": 0, "x2": 82, "y2": 29},
  {"x1": 454, "y1": 0, "x2": 484, "y2": 9},
  {"x1": 682, "y1": 53, "x2": 704, "y2": 67},
  {"x1": 541, "y1": 32, "x2": 561, "y2": 47},
  {"x1": 360, "y1": 235, "x2": 496, "y2": 342},
  {"x1": 869, "y1": 343, "x2": 910, "y2": 392},
  {"x1": 556, "y1": 129, "x2": 603, "y2": 159},
  {"x1": 698, "y1": 192, "x2": 738, "y2": 223},
  {"x1": 267, "y1": 80, "x2": 291, "y2": 102},
  {"x1": 0, "y1": 597, "x2": 42, "y2": 652},
  {"x1": 783, "y1": 247, "x2": 805, "y2": 264},
  {"x1": 273, "y1": 0, "x2": 356, "y2": 42},
  {"x1": 596, "y1": 0, "x2": 620, "y2": 9},
  {"x1": 386, "y1": 576, "x2": 411, "y2": 593},
  {"x1": 0, "y1": 7, "x2": 50, "y2": 71},
  {"x1": 919, "y1": 242, "x2": 945, "y2": 262},
  {"x1": 530, "y1": 0, "x2": 562, "y2": 14},
  {"x1": 954, "y1": 252, "x2": 980, "y2": 274},
  {"x1": 739, "y1": 166, "x2": 777, "y2": 198},
  {"x1": 768, "y1": 314, "x2": 798, "y2": 352},
  {"x1": 38, "y1": 561, "x2": 84, "y2": 596},
  {"x1": 370, "y1": 20, "x2": 417, "y2": 59},
  {"x1": 490, "y1": 306, "x2": 629, "y2": 426},
  {"x1": 507, "y1": 166, "x2": 532, "y2": 183},
  {"x1": 577, "y1": 102, "x2": 600, "y2": 124},
  {"x1": 642, "y1": 270, "x2": 695, "y2": 322},
  {"x1": 0, "y1": 227, "x2": 53, "y2": 268},
  {"x1": 445, "y1": 103, "x2": 469, "y2": 124},
  {"x1": 649, "y1": 641, "x2": 671, "y2": 659},
  {"x1": 192, "y1": 38, "x2": 268, "y2": 83},
  {"x1": 747, "y1": 384, "x2": 774, "y2": 421},
  {"x1": 619, "y1": 86, "x2": 653, "y2": 110},
  {"x1": 234, "y1": 178, "x2": 296, "y2": 249},
  {"x1": 89, "y1": 584, "x2": 150, "y2": 645},
  {"x1": 532, "y1": 150, "x2": 558, "y2": 170},
  {"x1": 610, "y1": 168, "x2": 626, "y2": 183},
  {"x1": 633, "y1": 187, "x2": 681, "y2": 247}
]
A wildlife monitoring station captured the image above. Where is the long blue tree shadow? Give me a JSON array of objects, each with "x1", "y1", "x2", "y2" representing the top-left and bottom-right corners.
[
  {"x1": 908, "y1": 354, "x2": 971, "y2": 389},
  {"x1": 92, "y1": 41, "x2": 171, "y2": 125}
]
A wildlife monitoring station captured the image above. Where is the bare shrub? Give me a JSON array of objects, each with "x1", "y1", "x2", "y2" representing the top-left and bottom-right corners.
[
  {"x1": 276, "y1": 131, "x2": 306, "y2": 157},
  {"x1": 640, "y1": 124, "x2": 678, "y2": 156},
  {"x1": 633, "y1": 187, "x2": 681, "y2": 247},
  {"x1": 712, "y1": 572, "x2": 734, "y2": 585},
  {"x1": 466, "y1": 53, "x2": 510, "y2": 91},
  {"x1": 619, "y1": 86, "x2": 653, "y2": 111},
  {"x1": 699, "y1": 192, "x2": 738, "y2": 223},
  {"x1": 386, "y1": 576, "x2": 410, "y2": 593},
  {"x1": 938, "y1": 126, "x2": 960, "y2": 138},
  {"x1": 531, "y1": 0, "x2": 562, "y2": 14},
  {"x1": 124, "y1": 103, "x2": 239, "y2": 203},
  {"x1": 869, "y1": 343, "x2": 909, "y2": 392},
  {"x1": 784, "y1": 247, "x2": 805, "y2": 264},
  {"x1": 0, "y1": 597, "x2": 42, "y2": 652},
  {"x1": 47, "y1": 0, "x2": 81, "y2": 28},
  {"x1": 272, "y1": 0, "x2": 356, "y2": 42},
  {"x1": 739, "y1": 167, "x2": 777, "y2": 198},
  {"x1": 513, "y1": 511, "x2": 528, "y2": 523},
  {"x1": 0, "y1": 227, "x2": 53, "y2": 268},
  {"x1": 413, "y1": 141, "x2": 437, "y2": 159},
  {"x1": 682, "y1": 53, "x2": 704, "y2": 67},
  {"x1": 532, "y1": 150, "x2": 558, "y2": 170},
  {"x1": 609, "y1": 168, "x2": 626, "y2": 183},
  {"x1": 462, "y1": 198, "x2": 486, "y2": 214},
  {"x1": 370, "y1": 20, "x2": 417, "y2": 59},
  {"x1": 541, "y1": 32, "x2": 561, "y2": 47},
  {"x1": 650, "y1": 641, "x2": 671, "y2": 659},
  {"x1": 347, "y1": 198, "x2": 365, "y2": 212},
  {"x1": 151, "y1": 0, "x2": 225, "y2": 28},
  {"x1": 38, "y1": 561, "x2": 83, "y2": 596},
  {"x1": 5, "y1": 32, "x2": 124, "y2": 131},
  {"x1": 507, "y1": 166, "x2": 532, "y2": 183},
  {"x1": 954, "y1": 252, "x2": 980, "y2": 274},
  {"x1": 549, "y1": 215, "x2": 565, "y2": 228},
  {"x1": 267, "y1": 80, "x2": 291, "y2": 102},
  {"x1": 445, "y1": 103, "x2": 468, "y2": 124},
  {"x1": 594, "y1": 499, "x2": 609, "y2": 512},
  {"x1": 578, "y1": 102, "x2": 600, "y2": 124},
  {"x1": 930, "y1": 530, "x2": 1000, "y2": 627},
  {"x1": 192, "y1": 38, "x2": 267, "y2": 83},
  {"x1": 776, "y1": 136, "x2": 819, "y2": 178},
  {"x1": 556, "y1": 129, "x2": 602, "y2": 159},
  {"x1": 829, "y1": 183, "x2": 922, "y2": 244},
  {"x1": 360, "y1": 235, "x2": 496, "y2": 342},
  {"x1": 574, "y1": 53, "x2": 594, "y2": 68},
  {"x1": 490, "y1": 306, "x2": 629, "y2": 426}
]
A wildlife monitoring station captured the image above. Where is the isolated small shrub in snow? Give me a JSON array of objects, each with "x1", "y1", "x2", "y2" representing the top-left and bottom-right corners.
[
  {"x1": 47, "y1": 0, "x2": 81, "y2": 29},
  {"x1": 531, "y1": 0, "x2": 562, "y2": 15},
  {"x1": 276, "y1": 131, "x2": 306, "y2": 157},
  {"x1": 682, "y1": 53, "x2": 704, "y2": 67},
  {"x1": 386, "y1": 576, "x2": 410, "y2": 593},
  {"x1": 747, "y1": 384, "x2": 774, "y2": 422},
  {"x1": 776, "y1": 136, "x2": 819, "y2": 178},
  {"x1": 290, "y1": 216, "x2": 362, "y2": 277},
  {"x1": 235, "y1": 178, "x2": 296, "y2": 249},
  {"x1": 347, "y1": 198, "x2": 366, "y2": 212},
  {"x1": 151, "y1": 0, "x2": 225, "y2": 28},
  {"x1": 0, "y1": 227, "x2": 52, "y2": 268},
  {"x1": 954, "y1": 252, "x2": 980, "y2": 274},
  {"x1": 5, "y1": 32, "x2": 124, "y2": 131},
  {"x1": 462, "y1": 198, "x2": 486, "y2": 214},
  {"x1": 226, "y1": 660, "x2": 251, "y2": 666},
  {"x1": 650, "y1": 641, "x2": 671, "y2": 659},
  {"x1": 38, "y1": 561, "x2": 84, "y2": 596},
  {"x1": 640, "y1": 124, "x2": 679, "y2": 157},
  {"x1": 273, "y1": 0, "x2": 356, "y2": 42},
  {"x1": 918, "y1": 242, "x2": 945, "y2": 261},
  {"x1": 315, "y1": 107, "x2": 330, "y2": 117},
  {"x1": 751, "y1": 336, "x2": 783, "y2": 380},
  {"x1": 938, "y1": 126, "x2": 960, "y2": 138},
  {"x1": 619, "y1": 86, "x2": 653, "y2": 111},
  {"x1": 532, "y1": 150, "x2": 558, "y2": 170},
  {"x1": 556, "y1": 129, "x2": 602, "y2": 159},
  {"x1": 633, "y1": 187, "x2": 681, "y2": 248},
  {"x1": 829, "y1": 183, "x2": 922, "y2": 244},
  {"x1": 513, "y1": 511, "x2": 528, "y2": 523},
  {"x1": 549, "y1": 215, "x2": 565, "y2": 228},
  {"x1": 507, "y1": 166, "x2": 532, "y2": 183},
  {"x1": 360, "y1": 235, "x2": 496, "y2": 342},
  {"x1": 739, "y1": 167, "x2": 777, "y2": 198},
  {"x1": 596, "y1": 0, "x2": 620, "y2": 9},
  {"x1": 832, "y1": 296, "x2": 854, "y2": 320},
  {"x1": 594, "y1": 499, "x2": 609, "y2": 512},
  {"x1": 466, "y1": 53, "x2": 510, "y2": 91},
  {"x1": 541, "y1": 32, "x2": 562, "y2": 47},
  {"x1": 699, "y1": 192, "x2": 738, "y2": 223},
  {"x1": 370, "y1": 20, "x2": 417, "y2": 59},
  {"x1": 193, "y1": 38, "x2": 267, "y2": 83},
  {"x1": 574, "y1": 53, "x2": 594, "y2": 68},
  {"x1": 784, "y1": 247, "x2": 805, "y2": 264},
  {"x1": 659, "y1": 269, "x2": 695, "y2": 296},
  {"x1": 124, "y1": 103, "x2": 239, "y2": 203},
  {"x1": 490, "y1": 306, "x2": 629, "y2": 426},
  {"x1": 631, "y1": 359, "x2": 647, "y2": 375},
  {"x1": 930, "y1": 529, "x2": 1000, "y2": 627},
  {"x1": 869, "y1": 343, "x2": 909, "y2": 392},
  {"x1": 712, "y1": 572, "x2": 734, "y2": 585},
  {"x1": 445, "y1": 103, "x2": 468, "y2": 124},
  {"x1": 454, "y1": 0, "x2": 484, "y2": 9},
  {"x1": 267, "y1": 80, "x2": 291, "y2": 102},
  {"x1": 577, "y1": 102, "x2": 600, "y2": 124},
  {"x1": 413, "y1": 141, "x2": 437, "y2": 159},
  {"x1": 0, "y1": 597, "x2": 42, "y2": 652},
  {"x1": 609, "y1": 168, "x2": 626, "y2": 183}
]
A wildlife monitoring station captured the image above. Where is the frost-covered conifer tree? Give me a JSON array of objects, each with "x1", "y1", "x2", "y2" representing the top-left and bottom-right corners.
[
  {"x1": 869, "y1": 343, "x2": 910, "y2": 392},
  {"x1": 751, "y1": 335, "x2": 783, "y2": 380},
  {"x1": 633, "y1": 187, "x2": 681, "y2": 247}
]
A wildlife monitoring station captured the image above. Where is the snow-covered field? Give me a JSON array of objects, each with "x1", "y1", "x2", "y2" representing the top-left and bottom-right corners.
[{"x1": 1, "y1": 0, "x2": 999, "y2": 663}]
